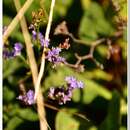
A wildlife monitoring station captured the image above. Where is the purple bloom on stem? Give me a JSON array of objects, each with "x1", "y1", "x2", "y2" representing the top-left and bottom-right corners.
[
  {"x1": 14, "y1": 43, "x2": 23, "y2": 56},
  {"x1": 32, "y1": 30, "x2": 50, "y2": 47},
  {"x1": 65, "y1": 76, "x2": 77, "y2": 89},
  {"x1": 77, "y1": 81, "x2": 84, "y2": 88},
  {"x1": 17, "y1": 90, "x2": 35, "y2": 105},
  {"x1": 55, "y1": 56, "x2": 65, "y2": 63},
  {"x1": 26, "y1": 90, "x2": 35, "y2": 105},
  {"x1": 65, "y1": 76, "x2": 84, "y2": 89},
  {"x1": 3, "y1": 43, "x2": 23, "y2": 59},
  {"x1": 62, "y1": 94, "x2": 71, "y2": 104},
  {"x1": 48, "y1": 76, "x2": 84, "y2": 105},
  {"x1": 3, "y1": 49, "x2": 11, "y2": 59},
  {"x1": 39, "y1": 34, "x2": 49, "y2": 47},
  {"x1": 47, "y1": 47, "x2": 61, "y2": 57},
  {"x1": 48, "y1": 87, "x2": 72, "y2": 105},
  {"x1": 46, "y1": 47, "x2": 65, "y2": 65},
  {"x1": 32, "y1": 30, "x2": 37, "y2": 40}
]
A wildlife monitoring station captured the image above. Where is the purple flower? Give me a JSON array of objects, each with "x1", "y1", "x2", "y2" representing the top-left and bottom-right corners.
[
  {"x1": 13, "y1": 43, "x2": 23, "y2": 56},
  {"x1": 31, "y1": 30, "x2": 49, "y2": 47},
  {"x1": 65, "y1": 76, "x2": 77, "y2": 89},
  {"x1": 77, "y1": 81, "x2": 84, "y2": 88},
  {"x1": 26, "y1": 90, "x2": 35, "y2": 105},
  {"x1": 47, "y1": 47, "x2": 61, "y2": 56},
  {"x1": 38, "y1": 33, "x2": 49, "y2": 47},
  {"x1": 17, "y1": 90, "x2": 35, "y2": 105},
  {"x1": 48, "y1": 76, "x2": 84, "y2": 105},
  {"x1": 32, "y1": 30, "x2": 37, "y2": 40},
  {"x1": 46, "y1": 47, "x2": 65, "y2": 65},
  {"x1": 65, "y1": 76, "x2": 84, "y2": 89},
  {"x1": 3, "y1": 43, "x2": 23, "y2": 59},
  {"x1": 48, "y1": 87, "x2": 72, "y2": 105},
  {"x1": 3, "y1": 49, "x2": 14, "y2": 59}
]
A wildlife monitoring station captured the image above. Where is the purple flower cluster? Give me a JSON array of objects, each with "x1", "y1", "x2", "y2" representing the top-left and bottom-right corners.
[
  {"x1": 17, "y1": 90, "x2": 35, "y2": 105},
  {"x1": 3, "y1": 43, "x2": 23, "y2": 59},
  {"x1": 46, "y1": 47, "x2": 65, "y2": 65},
  {"x1": 30, "y1": 25, "x2": 66, "y2": 67},
  {"x1": 48, "y1": 76, "x2": 84, "y2": 105},
  {"x1": 32, "y1": 30, "x2": 49, "y2": 47},
  {"x1": 65, "y1": 76, "x2": 84, "y2": 89},
  {"x1": 48, "y1": 87, "x2": 72, "y2": 105}
]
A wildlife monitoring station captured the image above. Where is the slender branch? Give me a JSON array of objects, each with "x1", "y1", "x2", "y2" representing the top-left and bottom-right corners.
[
  {"x1": 34, "y1": 0, "x2": 56, "y2": 100},
  {"x1": 65, "y1": 38, "x2": 105, "y2": 70},
  {"x1": 45, "y1": 0, "x2": 55, "y2": 41},
  {"x1": 106, "y1": 38, "x2": 113, "y2": 59},
  {"x1": 54, "y1": 21, "x2": 124, "y2": 71},
  {"x1": 67, "y1": 33, "x2": 91, "y2": 45},
  {"x1": 44, "y1": 103, "x2": 90, "y2": 122},
  {"x1": 3, "y1": 0, "x2": 34, "y2": 44},
  {"x1": 13, "y1": 0, "x2": 47, "y2": 130}
]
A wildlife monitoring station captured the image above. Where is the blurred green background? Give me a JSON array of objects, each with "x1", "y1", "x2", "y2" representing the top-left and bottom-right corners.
[{"x1": 3, "y1": 0, "x2": 127, "y2": 130}]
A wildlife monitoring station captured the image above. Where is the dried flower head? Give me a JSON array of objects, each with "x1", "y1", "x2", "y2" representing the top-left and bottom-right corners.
[
  {"x1": 59, "y1": 38, "x2": 70, "y2": 50},
  {"x1": 31, "y1": 8, "x2": 47, "y2": 29},
  {"x1": 54, "y1": 21, "x2": 69, "y2": 35}
]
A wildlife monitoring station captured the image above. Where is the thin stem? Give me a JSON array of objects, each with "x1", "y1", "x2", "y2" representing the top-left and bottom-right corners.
[
  {"x1": 45, "y1": 0, "x2": 56, "y2": 41},
  {"x1": 14, "y1": 0, "x2": 47, "y2": 130},
  {"x1": 34, "y1": 0, "x2": 56, "y2": 100},
  {"x1": 44, "y1": 103, "x2": 90, "y2": 122},
  {"x1": 3, "y1": 0, "x2": 34, "y2": 44},
  {"x1": 65, "y1": 38, "x2": 105, "y2": 70}
]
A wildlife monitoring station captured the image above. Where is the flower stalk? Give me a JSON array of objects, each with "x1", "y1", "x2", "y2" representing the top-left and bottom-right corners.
[{"x1": 34, "y1": 0, "x2": 56, "y2": 100}]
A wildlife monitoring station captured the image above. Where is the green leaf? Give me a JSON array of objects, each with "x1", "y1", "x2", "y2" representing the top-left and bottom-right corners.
[
  {"x1": 3, "y1": 58, "x2": 23, "y2": 79},
  {"x1": 81, "y1": 0, "x2": 91, "y2": 10},
  {"x1": 5, "y1": 116, "x2": 23, "y2": 130},
  {"x1": 56, "y1": 110, "x2": 79, "y2": 130},
  {"x1": 72, "y1": 79, "x2": 112, "y2": 104},
  {"x1": 3, "y1": 113, "x2": 9, "y2": 123},
  {"x1": 18, "y1": 108, "x2": 38, "y2": 121},
  {"x1": 55, "y1": 107, "x2": 95, "y2": 130},
  {"x1": 3, "y1": 87, "x2": 15, "y2": 102},
  {"x1": 120, "y1": 126, "x2": 127, "y2": 130},
  {"x1": 99, "y1": 90, "x2": 120, "y2": 130},
  {"x1": 120, "y1": 98, "x2": 127, "y2": 115},
  {"x1": 79, "y1": 2, "x2": 115, "y2": 42},
  {"x1": 83, "y1": 69, "x2": 113, "y2": 81},
  {"x1": 56, "y1": 108, "x2": 93, "y2": 130}
]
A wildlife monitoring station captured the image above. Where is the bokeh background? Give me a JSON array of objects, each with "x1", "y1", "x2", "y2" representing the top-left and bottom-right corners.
[{"x1": 3, "y1": 0, "x2": 127, "y2": 130}]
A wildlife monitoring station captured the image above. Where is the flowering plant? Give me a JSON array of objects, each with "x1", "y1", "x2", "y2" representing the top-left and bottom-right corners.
[{"x1": 3, "y1": 0, "x2": 127, "y2": 130}]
